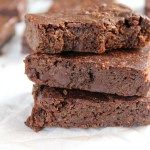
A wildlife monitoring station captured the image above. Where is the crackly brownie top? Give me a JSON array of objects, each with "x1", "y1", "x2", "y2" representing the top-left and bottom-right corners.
[{"x1": 29, "y1": 44, "x2": 150, "y2": 72}]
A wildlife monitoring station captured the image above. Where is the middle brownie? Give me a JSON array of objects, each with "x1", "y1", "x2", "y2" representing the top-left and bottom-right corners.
[{"x1": 25, "y1": 45, "x2": 150, "y2": 97}]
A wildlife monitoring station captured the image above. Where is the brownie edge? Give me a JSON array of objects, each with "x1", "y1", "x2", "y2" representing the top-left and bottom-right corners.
[{"x1": 25, "y1": 85, "x2": 150, "y2": 132}]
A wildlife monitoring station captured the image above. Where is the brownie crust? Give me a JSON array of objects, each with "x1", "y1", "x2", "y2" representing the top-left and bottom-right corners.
[
  {"x1": 25, "y1": 2, "x2": 150, "y2": 54},
  {"x1": 25, "y1": 85, "x2": 150, "y2": 131},
  {"x1": 24, "y1": 45, "x2": 150, "y2": 97}
]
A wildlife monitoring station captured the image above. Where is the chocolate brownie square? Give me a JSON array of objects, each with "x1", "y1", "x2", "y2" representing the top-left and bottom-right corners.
[
  {"x1": 22, "y1": 0, "x2": 113, "y2": 54},
  {"x1": 0, "y1": 0, "x2": 27, "y2": 21},
  {"x1": 25, "y1": 85, "x2": 150, "y2": 131},
  {"x1": 0, "y1": 15, "x2": 17, "y2": 51},
  {"x1": 25, "y1": 2, "x2": 150, "y2": 54},
  {"x1": 21, "y1": 30, "x2": 31, "y2": 54},
  {"x1": 24, "y1": 44, "x2": 150, "y2": 97}
]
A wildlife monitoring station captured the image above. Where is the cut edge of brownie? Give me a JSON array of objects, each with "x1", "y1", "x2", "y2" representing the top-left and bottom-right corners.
[
  {"x1": 0, "y1": 0, "x2": 27, "y2": 21},
  {"x1": 24, "y1": 46, "x2": 150, "y2": 97}
]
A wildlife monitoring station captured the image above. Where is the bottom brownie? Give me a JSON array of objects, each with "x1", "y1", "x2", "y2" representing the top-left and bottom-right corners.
[{"x1": 25, "y1": 85, "x2": 150, "y2": 132}]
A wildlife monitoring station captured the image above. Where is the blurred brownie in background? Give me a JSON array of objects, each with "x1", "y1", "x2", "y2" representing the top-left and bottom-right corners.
[
  {"x1": 0, "y1": 15, "x2": 17, "y2": 52},
  {"x1": 0, "y1": 0, "x2": 27, "y2": 21},
  {"x1": 145, "y1": 0, "x2": 150, "y2": 17}
]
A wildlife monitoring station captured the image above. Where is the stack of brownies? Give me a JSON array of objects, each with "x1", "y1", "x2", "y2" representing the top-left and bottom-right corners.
[{"x1": 24, "y1": 0, "x2": 150, "y2": 131}]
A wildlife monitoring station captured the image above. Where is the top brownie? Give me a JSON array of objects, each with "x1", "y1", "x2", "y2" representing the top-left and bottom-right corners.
[{"x1": 25, "y1": 2, "x2": 150, "y2": 54}]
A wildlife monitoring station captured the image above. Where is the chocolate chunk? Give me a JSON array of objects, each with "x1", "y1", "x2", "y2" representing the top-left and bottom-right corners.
[{"x1": 22, "y1": 0, "x2": 114, "y2": 54}]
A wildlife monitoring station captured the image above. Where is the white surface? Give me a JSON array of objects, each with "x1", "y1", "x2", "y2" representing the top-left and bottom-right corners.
[{"x1": 0, "y1": 0, "x2": 150, "y2": 149}]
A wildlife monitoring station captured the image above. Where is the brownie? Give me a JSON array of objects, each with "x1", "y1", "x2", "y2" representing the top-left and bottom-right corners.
[
  {"x1": 25, "y1": 85, "x2": 150, "y2": 131},
  {"x1": 0, "y1": 15, "x2": 17, "y2": 50},
  {"x1": 22, "y1": 0, "x2": 113, "y2": 54},
  {"x1": 25, "y1": 2, "x2": 150, "y2": 54},
  {"x1": 0, "y1": 0, "x2": 27, "y2": 21},
  {"x1": 24, "y1": 44, "x2": 150, "y2": 97}
]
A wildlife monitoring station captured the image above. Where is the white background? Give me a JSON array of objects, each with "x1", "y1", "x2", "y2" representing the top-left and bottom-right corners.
[{"x1": 0, "y1": 0, "x2": 149, "y2": 150}]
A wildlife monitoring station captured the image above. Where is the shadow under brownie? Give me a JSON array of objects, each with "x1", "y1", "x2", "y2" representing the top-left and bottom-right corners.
[{"x1": 25, "y1": 85, "x2": 150, "y2": 132}]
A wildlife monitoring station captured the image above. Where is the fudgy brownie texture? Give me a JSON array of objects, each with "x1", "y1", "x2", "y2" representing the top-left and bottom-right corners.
[
  {"x1": 0, "y1": 15, "x2": 17, "y2": 50},
  {"x1": 22, "y1": 0, "x2": 113, "y2": 54},
  {"x1": 24, "y1": 45, "x2": 150, "y2": 97},
  {"x1": 0, "y1": 0, "x2": 27, "y2": 21},
  {"x1": 25, "y1": 2, "x2": 150, "y2": 54},
  {"x1": 25, "y1": 85, "x2": 150, "y2": 132}
]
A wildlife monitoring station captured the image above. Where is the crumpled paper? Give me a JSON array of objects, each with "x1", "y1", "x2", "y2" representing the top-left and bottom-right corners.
[{"x1": 0, "y1": 0, "x2": 150, "y2": 149}]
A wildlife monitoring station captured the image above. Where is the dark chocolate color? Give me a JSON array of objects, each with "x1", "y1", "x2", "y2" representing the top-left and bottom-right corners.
[
  {"x1": 25, "y1": 85, "x2": 150, "y2": 131},
  {"x1": 24, "y1": 45, "x2": 150, "y2": 97},
  {"x1": 146, "y1": 0, "x2": 150, "y2": 17},
  {"x1": 25, "y1": 2, "x2": 150, "y2": 54}
]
